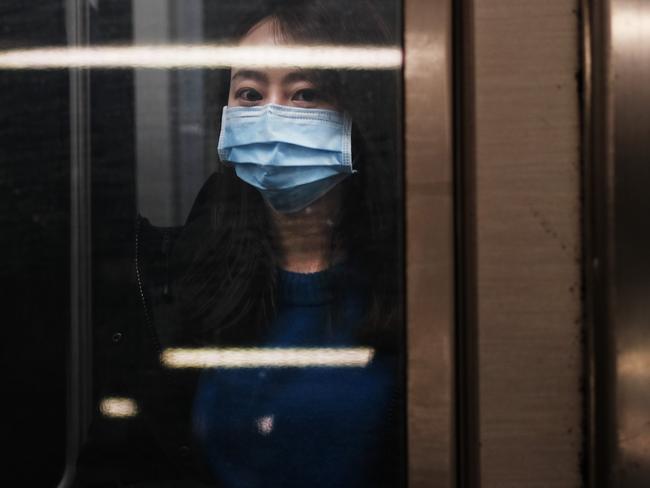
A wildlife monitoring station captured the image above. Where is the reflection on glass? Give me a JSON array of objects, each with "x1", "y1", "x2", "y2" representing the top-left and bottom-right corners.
[
  {"x1": 612, "y1": 1, "x2": 650, "y2": 48},
  {"x1": 256, "y1": 415, "x2": 275, "y2": 435},
  {"x1": 619, "y1": 349, "x2": 650, "y2": 379},
  {"x1": 99, "y1": 397, "x2": 139, "y2": 418},
  {"x1": 161, "y1": 347, "x2": 375, "y2": 368},
  {"x1": 0, "y1": 45, "x2": 402, "y2": 70}
]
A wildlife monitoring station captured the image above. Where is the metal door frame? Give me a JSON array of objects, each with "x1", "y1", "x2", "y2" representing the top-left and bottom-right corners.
[{"x1": 405, "y1": 0, "x2": 458, "y2": 485}]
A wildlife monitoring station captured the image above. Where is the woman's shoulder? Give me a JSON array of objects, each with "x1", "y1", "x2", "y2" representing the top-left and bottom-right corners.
[
  {"x1": 136, "y1": 215, "x2": 183, "y2": 263},
  {"x1": 134, "y1": 169, "x2": 226, "y2": 253},
  {"x1": 135, "y1": 169, "x2": 225, "y2": 271},
  {"x1": 135, "y1": 215, "x2": 184, "y2": 299}
]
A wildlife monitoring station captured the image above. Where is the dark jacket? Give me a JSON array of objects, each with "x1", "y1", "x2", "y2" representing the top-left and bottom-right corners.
[
  {"x1": 75, "y1": 172, "x2": 404, "y2": 487},
  {"x1": 74, "y1": 215, "x2": 213, "y2": 487}
]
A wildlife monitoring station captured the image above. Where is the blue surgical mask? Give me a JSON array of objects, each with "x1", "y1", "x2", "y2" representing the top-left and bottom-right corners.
[{"x1": 217, "y1": 104, "x2": 354, "y2": 213}]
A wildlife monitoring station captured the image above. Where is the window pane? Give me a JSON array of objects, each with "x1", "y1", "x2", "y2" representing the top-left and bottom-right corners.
[{"x1": 76, "y1": 1, "x2": 405, "y2": 487}]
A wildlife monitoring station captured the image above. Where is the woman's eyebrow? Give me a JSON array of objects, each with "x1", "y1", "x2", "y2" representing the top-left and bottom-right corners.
[
  {"x1": 282, "y1": 70, "x2": 317, "y2": 85},
  {"x1": 231, "y1": 69, "x2": 268, "y2": 83}
]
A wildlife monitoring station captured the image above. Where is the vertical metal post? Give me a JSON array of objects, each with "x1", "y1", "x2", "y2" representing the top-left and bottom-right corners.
[
  {"x1": 405, "y1": 0, "x2": 455, "y2": 486},
  {"x1": 172, "y1": 0, "x2": 210, "y2": 225},
  {"x1": 582, "y1": 0, "x2": 616, "y2": 486},
  {"x1": 133, "y1": 0, "x2": 174, "y2": 226},
  {"x1": 453, "y1": 0, "x2": 480, "y2": 485},
  {"x1": 59, "y1": 1, "x2": 92, "y2": 486}
]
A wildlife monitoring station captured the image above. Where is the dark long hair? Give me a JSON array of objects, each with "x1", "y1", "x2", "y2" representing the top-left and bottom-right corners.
[{"x1": 174, "y1": 0, "x2": 403, "y2": 348}]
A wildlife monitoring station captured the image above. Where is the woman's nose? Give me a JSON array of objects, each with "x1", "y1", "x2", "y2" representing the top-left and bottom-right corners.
[{"x1": 266, "y1": 88, "x2": 289, "y2": 106}]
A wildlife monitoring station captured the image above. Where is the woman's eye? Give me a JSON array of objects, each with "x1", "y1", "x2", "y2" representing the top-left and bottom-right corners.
[
  {"x1": 235, "y1": 88, "x2": 263, "y2": 102},
  {"x1": 292, "y1": 89, "x2": 321, "y2": 104}
]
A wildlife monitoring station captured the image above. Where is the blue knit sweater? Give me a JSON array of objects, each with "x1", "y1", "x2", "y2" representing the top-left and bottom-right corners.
[{"x1": 192, "y1": 265, "x2": 400, "y2": 487}]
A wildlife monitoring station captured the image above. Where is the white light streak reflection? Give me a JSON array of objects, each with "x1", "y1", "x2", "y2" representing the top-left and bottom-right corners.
[
  {"x1": 0, "y1": 45, "x2": 402, "y2": 70},
  {"x1": 99, "y1": 397, "x2": 139, "y2": 418},
  {"x1": 619, "y1": 350, "x2": 650, "y2": 380},
  {"x1": 256, "y1": 415, "x2": 275, "y2": 436},
  {"x1": 161, "y1": 347, "x2": 375, "y2": 369},
  {"x1": 612, "y1": 2, "x2": 650, "y2": 51}
]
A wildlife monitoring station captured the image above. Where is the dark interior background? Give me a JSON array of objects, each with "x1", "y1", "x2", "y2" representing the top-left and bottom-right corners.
[
  {"x1": 1, "y1": 1, "x2": 69, "y2": 484},
  {"x1": 1, "y1": 0, "x2": 135, "y2": 484}
]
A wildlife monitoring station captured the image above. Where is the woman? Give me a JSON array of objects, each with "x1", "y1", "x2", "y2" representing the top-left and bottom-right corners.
[{"x1": 175, "y1": 1, "x2": 404, "y2": 486}]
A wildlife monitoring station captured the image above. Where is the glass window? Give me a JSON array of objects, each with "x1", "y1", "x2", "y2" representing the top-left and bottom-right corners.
[
  {"x1": 49, "y1": 1, "x2": 406, "y2": 486},
  {"x1": 2, "y1": 0, "x2": 458, "y2": 486}
]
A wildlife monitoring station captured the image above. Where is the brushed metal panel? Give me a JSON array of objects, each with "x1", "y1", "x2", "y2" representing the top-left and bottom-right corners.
[
  {"x1": 404, "y1": 0, "x2": 455, "y2": 486},
  {"x1": 473, "y1": 0, "x2": 582, "y2": 486},
  {"x1": 610, "y1": 0, "x2": 650, "y2": 484}
]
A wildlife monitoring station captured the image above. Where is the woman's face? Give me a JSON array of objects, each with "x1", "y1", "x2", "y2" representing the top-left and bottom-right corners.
[{"x1": 227, "y1": 19, "x2": 338, "y2": 111}]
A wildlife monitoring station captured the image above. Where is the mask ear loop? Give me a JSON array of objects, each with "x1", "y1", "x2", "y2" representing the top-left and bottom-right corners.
[
  {"x1": 347, "y1": 116, "x2": 363, "y2": 174},
  {"x1": 342, "y1": 111, "x2": 354, "y2": 168}
]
